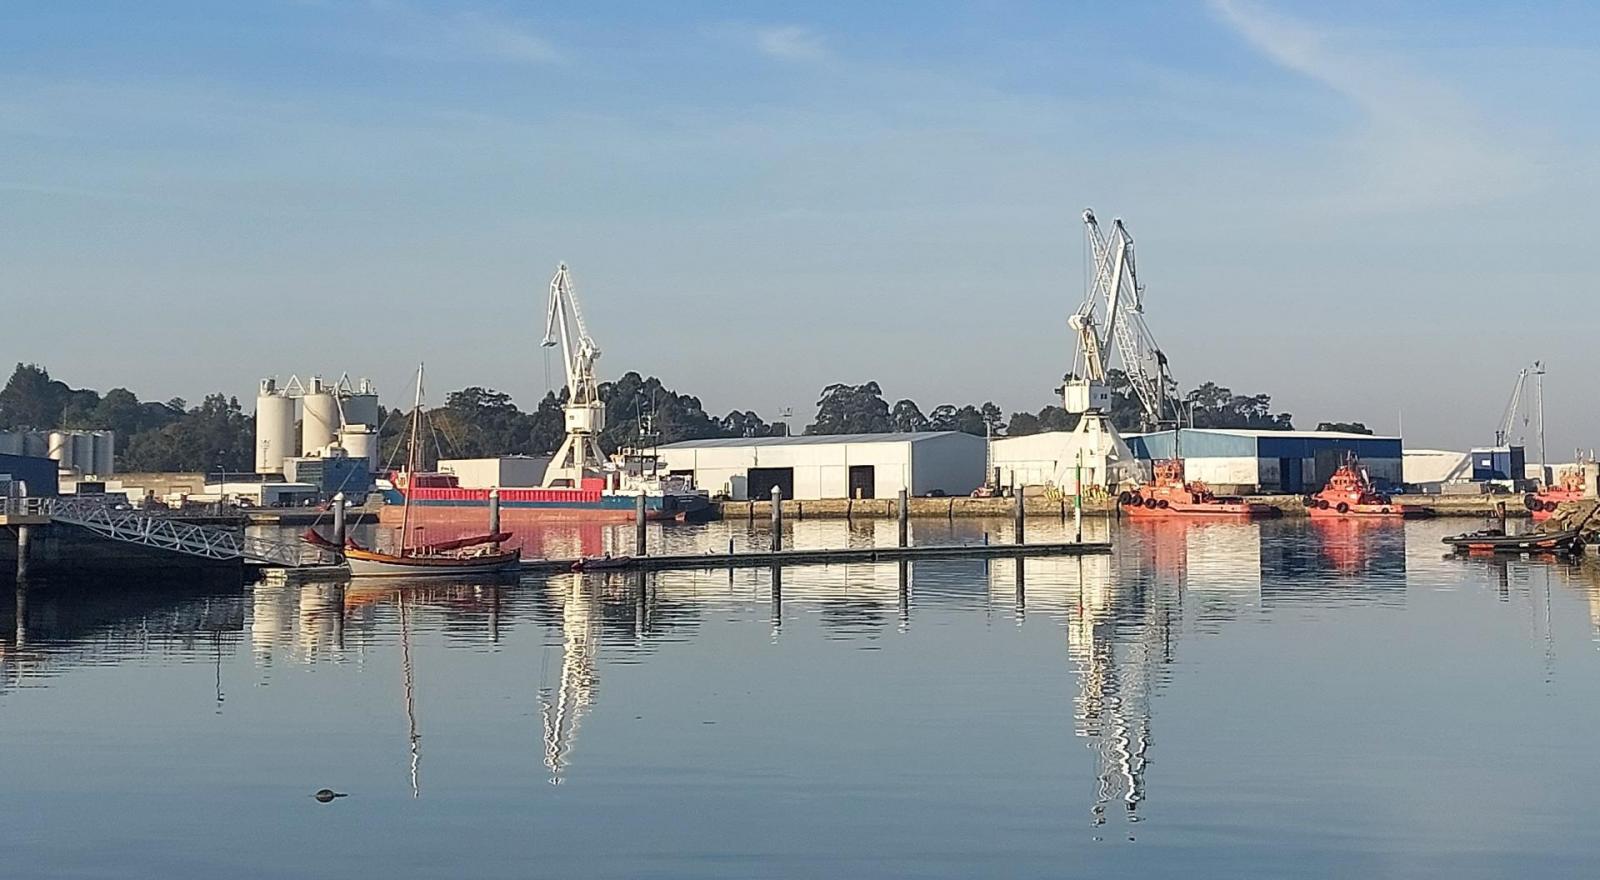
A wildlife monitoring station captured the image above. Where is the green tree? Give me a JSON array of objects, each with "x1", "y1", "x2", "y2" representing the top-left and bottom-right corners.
[
  {"x1": 0, "y1": 363, "x2": 69, "y2": 429},
  {"x1": 1316, "y1": 421, "x2": 1372, "y2": 434},
  {"x1": 890, "y1": 399, "x2": 929, "y2": 432},
  {"x1": 806, "y1": 382, "x2": 893, "y2": 434}
]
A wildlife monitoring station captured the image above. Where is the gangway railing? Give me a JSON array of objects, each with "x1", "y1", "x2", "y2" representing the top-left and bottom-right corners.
[{"x1": 29, "y1": 496, "x2": 343, "y2": 568}]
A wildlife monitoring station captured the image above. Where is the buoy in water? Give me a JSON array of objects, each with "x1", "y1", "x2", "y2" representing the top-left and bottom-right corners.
[{"x1": 313, "y1": 789, "x2": 348, "y2": 803}]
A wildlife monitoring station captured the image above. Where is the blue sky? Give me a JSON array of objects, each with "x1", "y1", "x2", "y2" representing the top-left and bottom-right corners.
[{"x1": 3, "y1": 1, "x2": 1598, "y2": 453}]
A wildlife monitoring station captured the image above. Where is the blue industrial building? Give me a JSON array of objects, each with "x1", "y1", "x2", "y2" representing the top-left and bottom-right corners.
[
  {"x1": 0, "y1": 453, "x2": 60, "y2": 496},
  {"x1": 1127, "y1": 429, "x2": 1403, "y2": 494}
]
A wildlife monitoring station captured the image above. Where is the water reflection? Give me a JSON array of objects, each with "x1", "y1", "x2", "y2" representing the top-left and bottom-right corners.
[{"x1": 12, "y1": 518, "x2": 1600, "y2": 872}]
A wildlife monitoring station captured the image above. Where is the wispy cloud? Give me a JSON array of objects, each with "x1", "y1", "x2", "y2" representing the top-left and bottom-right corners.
[
  {"x1": 1209, "y1": 0, "x2": 1532, "y2": 211},
  {"x1": 365, "y1": 2, "x2": 560, "y2": 65},
  {"x1": 751, "y1": 25, "x2": 828, "y2": 62}
]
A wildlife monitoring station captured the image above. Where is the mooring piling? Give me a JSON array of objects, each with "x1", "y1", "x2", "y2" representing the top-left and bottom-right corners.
[
  {"x1": 635, "y1": 492, "x2": 647, "y2": 557},
  {"x1": 770, "y1": 485, "x2": 783, "y2": 552},
  {"x1": 1013, "y1": 491, "x2": 1026, "y2": 545},
  {"x1": 332, "y1": 492, "x2": 347, "y2": 547},
  {"x1": 897, "y1": 488, "x2": 909, "y2": 548}
]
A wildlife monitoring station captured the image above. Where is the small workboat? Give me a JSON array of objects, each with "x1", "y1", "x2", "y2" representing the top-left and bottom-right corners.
[
  {"x1": 1441, "y1": 526, "x2": 1587, "y2": 556},
  {"x1": 1118, "y1": 459, "x2": 1280, "y2": 519},
  {"x1": 1305, "y1": 458, "x2": 1428, "y2": 519},
  {"x1": 1524, "y1": 469, "x2": 1587, "y2": 522}
]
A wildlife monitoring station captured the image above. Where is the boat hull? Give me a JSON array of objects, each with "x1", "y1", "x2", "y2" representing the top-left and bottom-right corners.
[
  {"x1": 1442, "y1": 529, "x2": 1586, "y2": 555},
  {"x1": 345, "y1": 547, "x2": 523, "y2": 578},
  {"x1": 381, "y1": 486, "x2": 710, "y2": 522},
  {"x1": 1308, "y1": 505, "x2": 1428, "y2": 519},
  {"x1": 1122, "y1": 502, "x2": 1280, "y2": 520}
]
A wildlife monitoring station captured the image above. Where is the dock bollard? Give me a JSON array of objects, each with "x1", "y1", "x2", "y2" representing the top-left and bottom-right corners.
[
  {"x1": 1014, "y1": 490, "x2": 1026, "y2": 545},
  {"x1": 635, "y1": 493, "x2": 647, "y2": 557},
  {"x1": 332, "y1": 492, "x2": 347, "y2": 548},
  {"x1": 770, "y1": 485, "x2": 783, "y2": 553},
  {"x1": 898, "y1": 488, "x2": 909, "y2": 548},
  {"x1": 15, "y1": 523, "x2": 31, "y2": 580}
]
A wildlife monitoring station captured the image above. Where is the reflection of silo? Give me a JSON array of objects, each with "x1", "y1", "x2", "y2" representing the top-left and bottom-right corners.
[
  {"x1": 301, "y1": 377, "x2": 340, "y2": 457},
  {"x1": 255, "y1": 379, "x2": 297, "y2": 474},
  {"x1": 47, "y1": 431, "x2": 75, "y2": 472},
  {"x1": 342, "y1": 377, "x2": 380, "y2": 430},
  {"x1": 94, "y1": 431, "x2": 116, "y2": 476},
  {"x1": 340, "y1": 425, "x2": 378, "y2": 472}
]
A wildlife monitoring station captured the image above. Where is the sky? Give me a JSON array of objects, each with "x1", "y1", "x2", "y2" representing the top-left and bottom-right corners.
[{"x1": 3, "y1": 1, "x2": 1599, "y2": 454}]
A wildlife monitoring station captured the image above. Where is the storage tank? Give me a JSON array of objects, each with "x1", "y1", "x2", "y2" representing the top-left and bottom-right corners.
[
  {"x1": 72, "y1": 432, "x2": 98, "y2": 474},
  {"x1": 94, "y1": 431, "x2": 116, "y2": 476},
  {"x1": 340, "y1": 425, "x2": 378, "y2": 472},
  {"x1": 341, "y1": 377, "x2": 380, "y2": 430},
  {"x1": 300, "y1": 376, "x2": 341, "y2": 457},
  {"x1": 255, "y1": 379, "x2": 297, "y2": 474},
  {"x1": 47, "y1": 431, "x2": 75, "y2": 472},
  {"x1": 22, "y1": 431, "x2": 47, "y2": 457},
  {"x1": 0, "y1": 431, "x2": 21, "y2": 455}
]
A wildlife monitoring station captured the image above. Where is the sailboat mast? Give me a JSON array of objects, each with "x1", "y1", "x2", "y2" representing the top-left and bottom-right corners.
[{"x1": 400, "y1": 363, "x2": 424, "y2": 554}]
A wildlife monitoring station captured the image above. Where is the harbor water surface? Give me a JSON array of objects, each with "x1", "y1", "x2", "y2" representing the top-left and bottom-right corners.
[{"x1": 4, "y1": 517, "x2": 1600, "y2": 878}]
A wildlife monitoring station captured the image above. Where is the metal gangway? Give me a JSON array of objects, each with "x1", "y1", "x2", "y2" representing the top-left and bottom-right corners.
[{"x1": 17, "y1": 496, "x2": 343, "y2": 568}]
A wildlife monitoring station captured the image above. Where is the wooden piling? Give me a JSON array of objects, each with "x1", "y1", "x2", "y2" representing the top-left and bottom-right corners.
[
  {"x1": 635, "y1": 492, "x2": 647, "y2": 556},
  {"x1": 332, "y1": 492, "x2": 347, "y2": 547},
  {"x1": 897, "y1": 488, "x2": 909, "y2": 548},
  {"x1": 770, "y1": 485, "x2": 783, "y2": 552},
  {"x1": 15, "y1": 523, "x2": 31, "y2": 580},
  {"x1": 1013, "y1": 491, "x2": 1025, "y2": 545}
]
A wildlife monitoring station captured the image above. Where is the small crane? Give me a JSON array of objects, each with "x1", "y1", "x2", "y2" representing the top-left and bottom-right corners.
[
  {"x1": 1493, "y1": 360, "x2": 1546, "y2": 480},
  {"x1": 541, "y1": 263, "x2": 608, "y2": 488}
]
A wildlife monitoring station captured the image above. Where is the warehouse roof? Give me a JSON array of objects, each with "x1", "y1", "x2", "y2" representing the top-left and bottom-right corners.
[
  {"x1": 1128, "y1": 428, "x2": 1399, "y2": 441},
  {"x1": 660, "y1": 431, "x2": 972, "y2": 449}
]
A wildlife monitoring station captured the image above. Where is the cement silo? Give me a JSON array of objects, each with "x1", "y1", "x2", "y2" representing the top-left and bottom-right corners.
[
  {"x1": 0, "y1": 431, "x2": 21, "y2": 455},
  {"x1": 341, "y1": 377, "x2": 380, "y2": 430},
  {"x1": 71, "y1": 433, "x2": 98, "y2": 474},
  {"x1": 47, "y1": 431, "x2": 75, "y2": 472},
  {"x1": 340, "y1": 425, "x2": 379, "y2": 472},
  {"x1": 255, "y1": 379, "x2": 297, "y2": 474},
  {"x1": 22, "y1": 432, "x2": 46, "y2": 457},
  {"x1": 301, "y1": 376, "x2": 341, "y2": 457},
  {"x1": 93, "y1": 431, "x2": 116, "y2": 476}
]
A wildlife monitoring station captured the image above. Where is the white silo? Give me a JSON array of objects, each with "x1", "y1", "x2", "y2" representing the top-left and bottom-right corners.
[
  {"x1": 47, "y1": 431, "x2": 75, "y2": 472},
  {"x1": 341, "y1": 377, "x2": 380, "y2": 430},
  {"x1": 301, "y1": 376, "x2": 341, "y2": 457},
  {"x1": 255, "y1": 379, "x2": 297, "y2": 474},
  {"x1": 94, "y1": 431, "x2": 116, "y2": 476},
  {"x1": 340, "y1": 425, "x2": 378, "y2": 472}
]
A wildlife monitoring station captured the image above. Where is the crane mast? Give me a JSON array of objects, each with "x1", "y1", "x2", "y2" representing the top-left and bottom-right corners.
[
  {"x1": 541, "y1": 263, "x2": 608, "y2": 488},
  {"x1": 1066, "y1": 210, "x2": 1175, "y2": 431}
]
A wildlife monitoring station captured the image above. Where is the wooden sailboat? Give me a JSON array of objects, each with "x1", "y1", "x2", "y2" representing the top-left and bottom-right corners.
[{"x1": 345, "y1": 364, "x2": 522, "y2": 578}]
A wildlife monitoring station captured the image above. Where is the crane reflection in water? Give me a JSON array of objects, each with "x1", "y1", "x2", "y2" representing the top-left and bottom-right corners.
[{"x1": 539, "y1": 574, "x2": 600, "y2": 785}]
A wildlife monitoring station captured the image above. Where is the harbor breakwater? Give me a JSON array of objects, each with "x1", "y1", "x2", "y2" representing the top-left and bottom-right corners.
[{"x1": 715, "y1": 494, "x2": 1541, "y2": 520}]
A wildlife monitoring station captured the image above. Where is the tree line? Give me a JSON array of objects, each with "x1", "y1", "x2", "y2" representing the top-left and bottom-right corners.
[{"x1": 1, "y1": 362, "x2": 1346, "y2": 474}]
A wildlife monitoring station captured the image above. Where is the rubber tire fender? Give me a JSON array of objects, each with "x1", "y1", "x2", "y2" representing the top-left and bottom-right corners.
[
  {"x1": 1118, "y1": 491, "x2": 1133, "y2": 506},
  {"x1": 1336, "y1": 502, "x2": 1350, "y2": 514},
  {"x1": 1143, "y1": 498, "x2": 1159, "y2": 509},
  {"x1": 1524, "y1": 494, "x2": 1540, "y2": 511},
  {"x1": 1157, "y1": 499, "x2": 1170, "y2": 509}
]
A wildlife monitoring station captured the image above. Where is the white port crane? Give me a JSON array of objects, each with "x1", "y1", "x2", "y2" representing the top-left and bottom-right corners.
[
  {"x1": 1493, "y1": 360, "x2": 1546, "y2": 479},
  {"x1": 1065, "y1": 209, "x2": 1176, "y2": 430},
  {"x1": 541, "y1": 263, "x2": 608, "y2": 488}
]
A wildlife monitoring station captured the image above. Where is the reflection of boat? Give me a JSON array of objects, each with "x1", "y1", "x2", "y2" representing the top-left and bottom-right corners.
[
  {"x1": 1443, "y1": 525, "x2": 1587, "y2": 555},
  {"x1": 1306, "y1": 459, "x2": 1428, "y2": 519},
  {"x1": 1119, "y1": 460, "x2": 1279, "y2": 519},
  {"x1": 347, "y1": 365, "x2": 521, "y2": 579}
]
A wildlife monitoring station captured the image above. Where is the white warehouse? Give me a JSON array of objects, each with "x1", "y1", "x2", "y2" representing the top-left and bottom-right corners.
[{"x1": 656, "y1": 432, "x2": 986, "y2": 501}]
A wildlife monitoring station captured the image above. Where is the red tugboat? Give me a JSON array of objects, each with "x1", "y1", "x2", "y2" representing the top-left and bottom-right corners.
[
  {"x1": 1525, "y1": 469, "x2": 1587, "y2": 522},
  {"x1": 1305, "y1": 459, "x2": 1428, "y2": 519},
  {"x1": 1118, "y1": 459, "x2": 1280, "y2": 519}
]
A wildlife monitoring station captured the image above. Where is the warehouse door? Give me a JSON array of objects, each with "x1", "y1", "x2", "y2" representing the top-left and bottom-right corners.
[
  {"x1": 747, "y1": 467, "x2": 795, "y2": 501},
  {"x1": 1278, "y1": 458, "x2": 1303, "y2": 493},
  {"x1": 848, "y1": 465, "x2": 876, "y2": 499}
]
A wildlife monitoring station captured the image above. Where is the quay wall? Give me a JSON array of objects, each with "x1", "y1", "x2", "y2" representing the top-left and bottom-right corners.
[{"x1": 714, "y1": 495, "x2": 1530, "y2": 520}]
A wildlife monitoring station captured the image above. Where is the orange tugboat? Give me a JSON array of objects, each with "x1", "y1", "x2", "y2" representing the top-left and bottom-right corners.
[
  {"x1": 1525, "y1": 469, "x2": 1587, "y2": 522},
  {"x1": 1118, "y1": 459, "x2": 1280, "y2": 519},
  {"x1": 1305, "y1": 458, "x2": 1429, "y2": 519}
]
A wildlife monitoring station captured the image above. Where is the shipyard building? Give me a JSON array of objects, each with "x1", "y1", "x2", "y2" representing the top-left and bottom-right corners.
[
  {"x1": 1127, "y1": 429, "x2": 1403, "y2": 495},
  {"x1": 656, "y1": 432, "x2": 986, "y2": 501}
]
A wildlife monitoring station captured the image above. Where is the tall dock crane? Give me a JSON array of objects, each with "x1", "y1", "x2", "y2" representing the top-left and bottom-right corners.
[
  {"x1": 541, "y1": 263, "x2": 608, "y2": 488},
  {"x1": 1052, "y1": 209, "x2": 1176, "y2": 490}
]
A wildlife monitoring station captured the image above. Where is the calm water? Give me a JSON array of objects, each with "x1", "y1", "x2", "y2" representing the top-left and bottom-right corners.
[{"x1": 4, "y1": 516, "x2": 1600, "y2": 878}]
